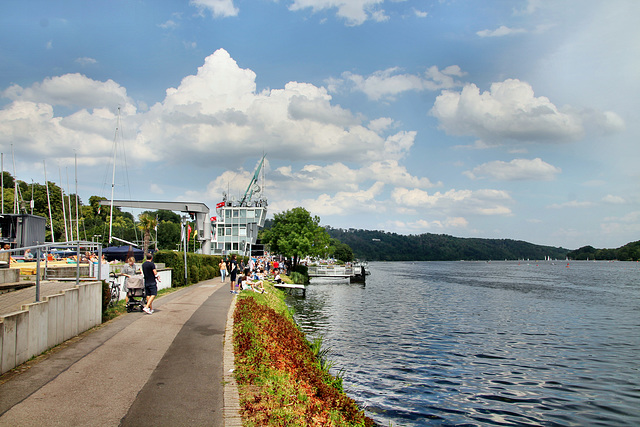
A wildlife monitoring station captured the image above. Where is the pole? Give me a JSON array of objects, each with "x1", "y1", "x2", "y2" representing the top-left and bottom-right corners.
[
  {"x1": 35, "y1": 247, "x2": 41, "y2": 302},
  {"x1": 44, "y1": 161, "x2": 55, "y2": 243},
  {"x1": 59, "y1": 167, "x2": 69, "y2": 241},
  {"x1": 75, "y1": 153, "x2": 79, "y2": 240},
  {"x1": 67, "y1": 168, "x2": 73, "y2": 241},
  {"x1": 183, "y1": 217, "x2": 188, "y2": 284},
  {"x1": 109, "y1": 108, "x2": 119, "y2": 244},
  {"x1": 1, "y1": 152, "x2": 4, "y2": 214}
]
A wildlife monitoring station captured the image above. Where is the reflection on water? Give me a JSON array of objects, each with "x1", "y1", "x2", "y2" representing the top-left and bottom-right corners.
[{"x1": 287, "y1": 261, "x2": 640, "y2": 426}]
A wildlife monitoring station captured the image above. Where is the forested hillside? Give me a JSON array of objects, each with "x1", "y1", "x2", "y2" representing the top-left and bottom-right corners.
[
  {"x1": 324, "y1": 227, "x2": 569, "y2": 261},
  {"x1": 566, "y1": 241, "x2": 640, "y2": 261}
]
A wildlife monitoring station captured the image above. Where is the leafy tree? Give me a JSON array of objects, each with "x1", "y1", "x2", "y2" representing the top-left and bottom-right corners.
[
  {"x1": 157, "y1": 220, "x2": 181, "y2": 250},
  {"x1": 138, "y1": 213, "x2": 158, "y2": 255},
  {"x1": 332, "y1": 239, "x2": 354, "y2": 262},
  {"x1": 260, "y1": 207, "x2": 332, "y2": 266},
  {"x1": 1, "y1": 171, "x2": 14, "y2": 189}
]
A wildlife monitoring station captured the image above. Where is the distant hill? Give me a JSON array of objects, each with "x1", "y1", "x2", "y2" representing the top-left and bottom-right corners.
[
  {"x1": 566, "y1": 240, "x2": 640, "y2": 261},
  {"x1": 323, "y1": 227, "x2": 569, "y2": 261}
]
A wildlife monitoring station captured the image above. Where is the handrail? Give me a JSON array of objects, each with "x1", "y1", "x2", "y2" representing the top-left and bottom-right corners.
[{"x1": 0, "y1": 240, "x2": 103, "y2": 302}]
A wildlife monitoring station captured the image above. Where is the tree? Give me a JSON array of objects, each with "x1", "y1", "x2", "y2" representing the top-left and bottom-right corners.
[
  {"x1": 138, "y1": 213, "x2": 158, "y2": 255},
  {"x1": 332, "y1": 239, "x2": 354, "y2": 262},
  {"x1": 260, "y1": 207, "x2": 332, "y2": 266}
]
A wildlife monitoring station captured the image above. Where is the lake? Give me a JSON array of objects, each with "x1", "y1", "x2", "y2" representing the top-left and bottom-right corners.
[{"x1": 286, "y1": 261, "x2": 640, "y2": 426}]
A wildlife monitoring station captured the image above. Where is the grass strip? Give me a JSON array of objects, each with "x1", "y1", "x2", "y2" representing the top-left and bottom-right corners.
[{"x1": 233, "y1": 282, "x2": 375, "y2": 426}]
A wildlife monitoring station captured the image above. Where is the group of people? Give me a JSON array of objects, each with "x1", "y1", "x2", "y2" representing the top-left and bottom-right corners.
[
  {"x1": 120, "y1": 253, "x2": 159, "y2": 315},
  {"x1": 220, "y1": 255, "x2": 286, "y2": 294}
]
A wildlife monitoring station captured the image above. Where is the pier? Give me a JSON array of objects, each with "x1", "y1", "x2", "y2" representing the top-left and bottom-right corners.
[{"x1": 307, "y1": 262, "x2": 369, "y2": 283}]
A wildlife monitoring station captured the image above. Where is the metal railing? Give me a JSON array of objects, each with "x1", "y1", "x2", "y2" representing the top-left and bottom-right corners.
[{"x1": 1, "y1": 240, "x2": 103, "y2": 302}]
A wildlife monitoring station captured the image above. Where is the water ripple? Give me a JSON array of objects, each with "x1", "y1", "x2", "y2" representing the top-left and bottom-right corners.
[{"x1": 288, "y1": 261, "x2": 640, "y2": 426}]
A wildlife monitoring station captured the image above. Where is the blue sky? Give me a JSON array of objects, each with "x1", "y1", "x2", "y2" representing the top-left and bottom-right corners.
[{"x1": 1, "y1": 0, "x2": 638, "y2": 250}]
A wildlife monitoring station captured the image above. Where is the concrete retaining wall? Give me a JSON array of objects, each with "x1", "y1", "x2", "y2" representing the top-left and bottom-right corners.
[
  {"x1": 0, "y1": 281, "x2": 102, "y2": 374},
  {"x1": 0, "y1": 269, "x2": 20, "y2": 284}
]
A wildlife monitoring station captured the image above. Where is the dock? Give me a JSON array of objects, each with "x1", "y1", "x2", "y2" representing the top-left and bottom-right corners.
[{"x1": 307, "y1": 263, "x2": 369, "y2": 283}]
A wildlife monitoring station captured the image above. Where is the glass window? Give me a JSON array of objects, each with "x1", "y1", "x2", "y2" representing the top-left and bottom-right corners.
[
  {"x1": 232, "y1": 209, "x2": 239, "y2": 218},
  {"x1": 232, "y1": 225, "x2": 239, "y2": 236},
  {"x1": 239, "y1": 226, "x2": 247, "y2": 237},
  {"x1": 225, "y1": 242, "x2": 231, "y2": 251},
  {"x1": 232, "y1": 243, "x2": 238, "y2": 251},
  {"x1": 246, "y1": 210, "x2": 255, "y2": 218}
]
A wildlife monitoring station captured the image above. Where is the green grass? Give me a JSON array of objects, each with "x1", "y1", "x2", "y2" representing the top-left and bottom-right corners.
[{"x1": 233, "y1": 282, "x2": 375, "y2": 426}]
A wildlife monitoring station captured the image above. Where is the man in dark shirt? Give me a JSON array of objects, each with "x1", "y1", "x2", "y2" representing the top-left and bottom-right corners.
[{"x1": 141, "y1": 253, "x2": 159, "y2": 314}]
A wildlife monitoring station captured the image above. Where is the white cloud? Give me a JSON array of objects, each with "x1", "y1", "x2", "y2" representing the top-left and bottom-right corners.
[
  {"x1": 602, "y1": 195, "x2": 625, "y2": 204},
  {"x1": 289, "y1": 0, "x2": 385, "y2": 26},
  {"x1": 477, "y1": 25, "x2": 526, "y2": 37},
  {"x1": 141, "y1": 49, "x2": 413, "y2": 165},
  {"x1": 190, "y1": 0, "x2": 238, "y2": 17},
  {"x1": 547, "y1": 200, "x2": 593, "y2": 209},
  {"x1": 269, "y1": 159, "x2": 436, "y2": 193},
  {"x1": 272, "y1": 182, "x2": 386, "y2": 217},
  {"x1": 464, "y1": 158, "x2": 561, "y2": 181},
  {"x1": 0, "y1": 49, "x2": 417, "y2": 175},
  {"x1": 431, "y1": 79, "x2": 622, "y2": 145},
  {"x1": 413, "y1": 9, "x2": 428, "y2": 18},
  {"x1": 334, "y1": 65, "x2": 465, "y2": 101},
  {"x1": 391, "y1": 187, "x2": 512, "y2": 216},
  {"x1": 150, "y1": 183, "x2": 164, "y2": 194},
  {"x1": 75, "y1": 57, "x2": 97, "y2": 66},
  {"x1": 385, "y1": 216, "x2": 468, "y2": 233},
  {"x1": 159, "y1": 19, "x2": 178, "y2": 29},
  {"x1": 2, "y1": 73, "x2": 133, "y2": 111}
]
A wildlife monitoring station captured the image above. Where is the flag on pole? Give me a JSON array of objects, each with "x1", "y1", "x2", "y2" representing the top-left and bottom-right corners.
[{"x1": 187, "y1": 224, "x2": 192, "y2": 241}]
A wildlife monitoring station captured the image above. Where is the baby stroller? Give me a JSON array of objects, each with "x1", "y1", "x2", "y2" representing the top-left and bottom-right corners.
[{"x1": 126, "y1": 275, "x2": 147, "y2": 312}]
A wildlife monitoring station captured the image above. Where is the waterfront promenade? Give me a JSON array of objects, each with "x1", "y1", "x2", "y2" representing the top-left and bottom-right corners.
[{"x1": 0, "y1": 278, "x2": 241, "y2": 426}]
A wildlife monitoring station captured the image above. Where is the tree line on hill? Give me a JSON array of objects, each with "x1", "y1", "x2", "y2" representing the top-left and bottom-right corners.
[
  {"x1": 565, "y1": 241, "x2": 640, "y2": 261},
  {"x1": 323, "y1": 227, "x2": 571, "y2": 261}
]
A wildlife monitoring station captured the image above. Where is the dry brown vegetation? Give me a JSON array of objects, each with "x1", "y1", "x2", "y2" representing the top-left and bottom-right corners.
[{"x1": 233, "y1": 291, "x2": 375, "y2": 426}]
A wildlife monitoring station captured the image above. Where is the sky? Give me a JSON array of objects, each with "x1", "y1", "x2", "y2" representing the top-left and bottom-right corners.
[{"x1": 1, "y1": 0, "x2": 639, "y2": 250}]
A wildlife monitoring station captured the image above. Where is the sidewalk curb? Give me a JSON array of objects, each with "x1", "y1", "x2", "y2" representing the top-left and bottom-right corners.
[{"x1": 223, "y1": 295, "x2": 242, "y2": 426}]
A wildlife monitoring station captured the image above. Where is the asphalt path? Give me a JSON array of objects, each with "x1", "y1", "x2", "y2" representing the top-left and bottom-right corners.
[{"x1": 0, "y1": 278, "x2": 238, "y2": 426}]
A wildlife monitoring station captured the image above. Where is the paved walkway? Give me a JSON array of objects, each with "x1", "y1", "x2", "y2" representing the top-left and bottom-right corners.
[
  {"x1": 0, "y1": 278, "x2": 241, "y2": 426},
  {"x1": 0, "y1": 280, "x2": 87, "y2": 317}
]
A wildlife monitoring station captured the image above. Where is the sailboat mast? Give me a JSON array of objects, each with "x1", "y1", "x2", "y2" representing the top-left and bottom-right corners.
[
  {"x1": 75, "y1": 153, "x2": 79, "y2": 240},
  {"x1": 66, "y1": 168, "x2": 73, "y2": 241},
  {"x1": 108, "y1": 108, "x2": 120, "y2": 244},
  {"x1": 59, "y1": 166, "x2": 69, "y2": 241},
  {"x1": 44, "y1": 161, "x2": 55, "y2": 243},
  {"x1": 11, "y1": 144, "x2": 18, "y2": 214}
]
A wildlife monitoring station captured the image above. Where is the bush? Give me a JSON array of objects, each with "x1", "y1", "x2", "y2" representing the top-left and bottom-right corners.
[{"x1": 153, "y1": 250, "x2": 247, "y2": 287}]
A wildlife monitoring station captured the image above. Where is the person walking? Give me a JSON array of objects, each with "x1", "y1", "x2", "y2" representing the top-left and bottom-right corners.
[
  {"x1": 141, "y1": 253, "x2": 159, "y2": 314},
  {"x1": 121, "y1": 256, "x2": 138, "y2": 305},
  {"x1": 229, "y1": 254, "x2": 238, "y2": 294},
  {"x1": 219, "y1": 258, "x2": 227, "y2": 282}
]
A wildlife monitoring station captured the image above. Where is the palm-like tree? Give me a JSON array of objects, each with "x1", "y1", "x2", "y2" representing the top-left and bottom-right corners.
[{"x1": 138, "y1": 213, "x2": 158, "y2": 256}]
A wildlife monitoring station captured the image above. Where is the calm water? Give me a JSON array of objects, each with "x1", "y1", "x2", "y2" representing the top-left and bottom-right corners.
[{"x1": 286, "y1": 261, "x2": 640, "y2": 426}]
